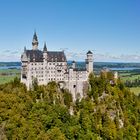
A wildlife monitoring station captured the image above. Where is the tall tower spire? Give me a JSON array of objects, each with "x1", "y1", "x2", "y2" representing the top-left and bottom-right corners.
[
  {"x1": 43, "y1": 42, "x2": 47, "y2": 52},
  {"x1": 43, "y1": 42, "x2": 47, "y2": 60},
  {"x1": 32, "y1": 31, "x2": 39, "y2": 50}
]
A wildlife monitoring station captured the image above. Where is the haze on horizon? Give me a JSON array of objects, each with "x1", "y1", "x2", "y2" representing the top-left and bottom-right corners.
[{"x1": 0, "y1": 0, "x2": 140, "y2": 63}]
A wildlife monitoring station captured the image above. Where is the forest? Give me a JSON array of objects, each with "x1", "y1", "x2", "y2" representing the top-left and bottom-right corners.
[{"x1": 0, "y1": 72, "x2": 140, "y2": 140}]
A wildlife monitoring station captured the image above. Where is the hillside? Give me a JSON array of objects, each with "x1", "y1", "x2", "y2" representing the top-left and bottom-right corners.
[{"x1": 0, "y1": 73, "x2": 140, "y2": 140}]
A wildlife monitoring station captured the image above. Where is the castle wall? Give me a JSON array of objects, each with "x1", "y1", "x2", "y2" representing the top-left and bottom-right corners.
[{"x1": 21, "y1": 59, "x2": 90, "y2": 101}]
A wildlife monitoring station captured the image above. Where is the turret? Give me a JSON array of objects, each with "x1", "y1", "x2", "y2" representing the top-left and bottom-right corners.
[
  {"x1": 21, "y1": 46, "x2": 28, "y2": 62},
  {"x1": 24, "y1": 46, "x2": 26, "y2": 52},
  {"x1": 72, "y1": 60, "x2": 76, "y2": 69},
  {"x1": 86, "y1": 51, "x2": 93, "y2": 73},
  {"x1": 43, "y1": 42, "x2": 47, "y2": 60},
  {"x1": 32, "y1": 31, "x2": 39, "y2": 50}
]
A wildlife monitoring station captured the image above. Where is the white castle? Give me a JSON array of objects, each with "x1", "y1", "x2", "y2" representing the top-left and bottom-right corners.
[{"x1": 21, "y1": 32, "x2": 93, "y2": 101}]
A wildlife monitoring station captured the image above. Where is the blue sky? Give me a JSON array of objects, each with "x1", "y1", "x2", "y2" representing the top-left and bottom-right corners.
[{"x1": 0, "y1": 0, "x2": 140, "y2": 62}]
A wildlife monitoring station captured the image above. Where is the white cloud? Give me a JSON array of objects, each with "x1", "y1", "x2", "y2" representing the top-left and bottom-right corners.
[
  {"x1": 95, "y1": 53, "x2": 140, "y2": 62},
  {"x1": 3, "y1": 50, "x2": 11, "y2": 53},
  {"x1": 0, "y1": 49, "x2": 21, "y2": 62},
  {"x1": 66, "y1": 51, "x2": 140, "y2": 62},
  {"x1": 1, "y1": 49, "x2": 140, "y2": 62},
  {"x1": 65, "y1": 51, "x2": 85, "y2": 61},
  {"x1": 11, "y1": 51, "x2": 19, "y2": 54}
]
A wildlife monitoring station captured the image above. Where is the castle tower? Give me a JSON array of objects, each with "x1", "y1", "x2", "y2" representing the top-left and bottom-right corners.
[
  {"x1": 21, "y1": 46, "x2": 28, "y2": 62},
  {"x1": 43, "y1": 42, "x2": 47, "y2": 60},
  {"x1": 72, "y1": 60, "x2": 76, "y2": 69},
  {"x1": 86, "y1": 51, "x2": 93, "y2": 73},
  {"x1": 32, "y1": 31, "x2": 39, "y2": 50}
]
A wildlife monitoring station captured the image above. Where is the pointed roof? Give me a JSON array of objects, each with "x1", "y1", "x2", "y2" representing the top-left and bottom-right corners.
[
  {"x1": 32, "y1": 31, "x2": 39, "y2": 50},
  {"x1": 24, "y1": 46, "x2": 26, "y2": 52},
  {"x1": 87, "y1": 50, "x2": 93, "y2": 54},
  {"x1": 25, "y1": 50, "x2": 43, "y2": 62},
  {"x1": 23, "y1": 50, "x2": 66, "y2": 62},
  {"x1": 33, "y1": 31, "x2": 38, "y2": 41},
  {"x1": 43, "y1": 42, "x2": 47, "y2": 52}
]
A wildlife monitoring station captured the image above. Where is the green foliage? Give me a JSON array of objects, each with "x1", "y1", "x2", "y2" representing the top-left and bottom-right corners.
[
  {"x1": 0, "y1": 75, "x2": 140, "y2": 140},
  {"x1": 0, "y1": 69, "x2": 20, "y2": 84}
]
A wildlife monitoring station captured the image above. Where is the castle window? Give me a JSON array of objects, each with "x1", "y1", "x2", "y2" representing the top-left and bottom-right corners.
[
  {"x1": 57, "y1": 70, "x2": 61, "y2": 73},
  {"x1": 22, "y1": 74, "x2": 27, "y2": 79},
  {"x1": 73, "y1": 85, "x2": 76, "y2": 88}
]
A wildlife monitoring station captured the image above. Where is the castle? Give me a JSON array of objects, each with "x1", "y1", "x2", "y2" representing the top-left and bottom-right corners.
[{"x1": 21, "y1": 32, "x2": 93, "y2": 101}]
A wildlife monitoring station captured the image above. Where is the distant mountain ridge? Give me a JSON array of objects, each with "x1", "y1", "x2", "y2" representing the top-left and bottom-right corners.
[{"x1": 0, "y1": 62, "x2": 21, "y2": 67}]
